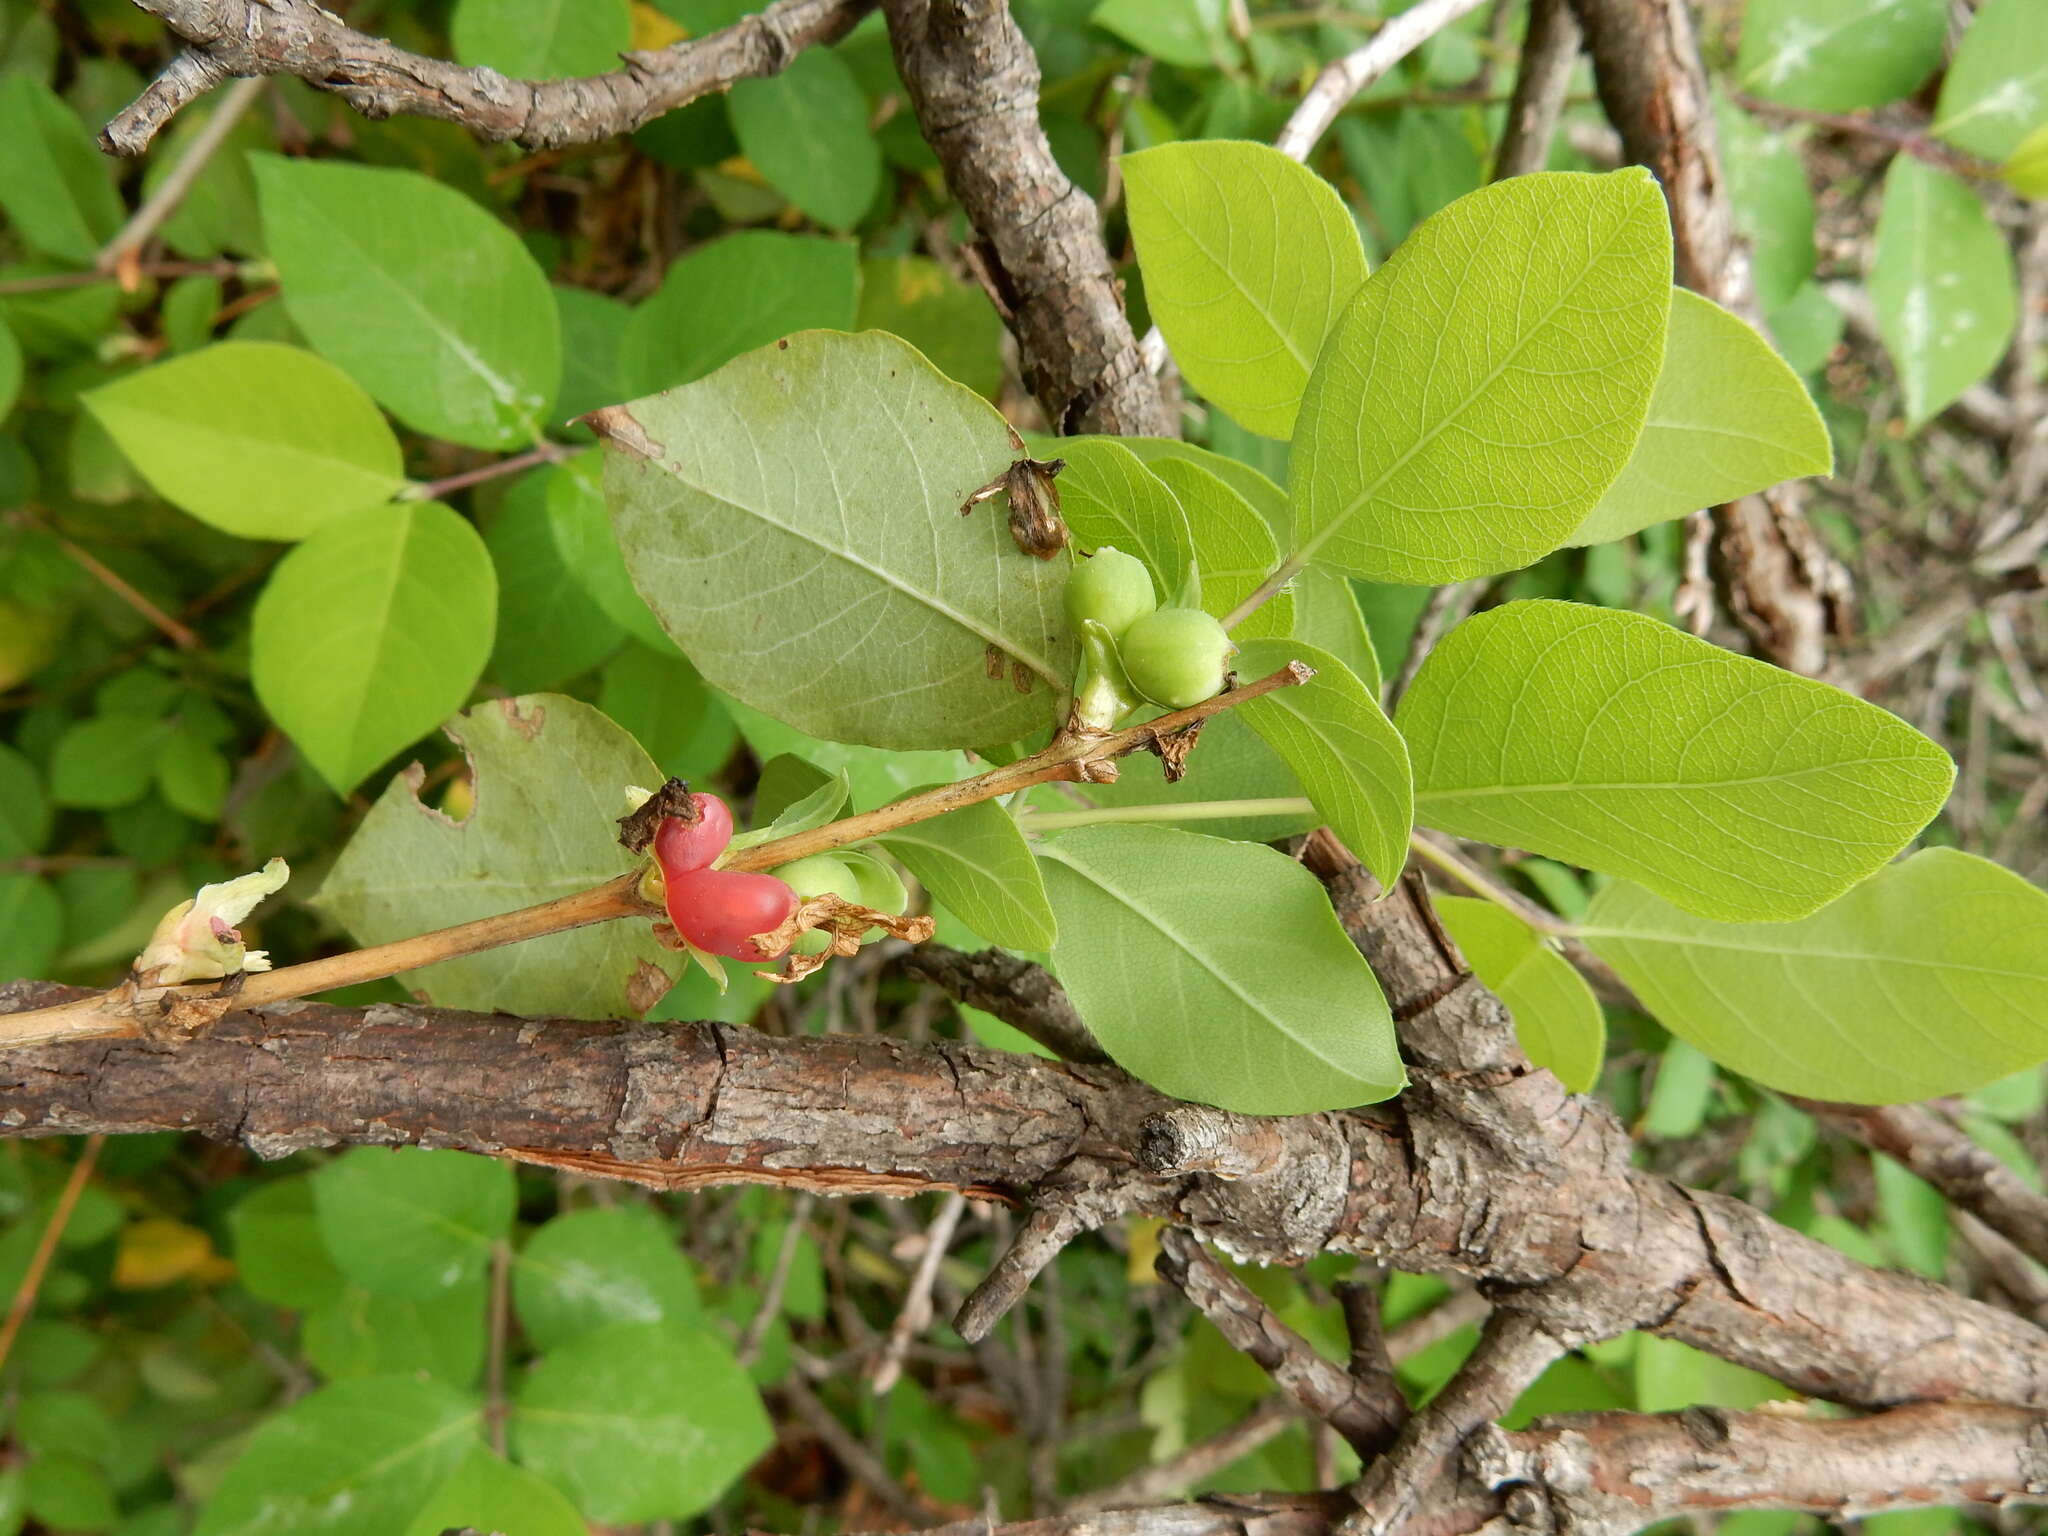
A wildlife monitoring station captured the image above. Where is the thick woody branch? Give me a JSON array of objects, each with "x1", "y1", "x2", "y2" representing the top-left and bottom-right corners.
[
  {"x1": 106, "y1": 0, "x2": 872, "y2": 155},
  {"x1": 881, "y1": 0, "x2": 1170, "y2": 436},
  {"x1": 1491, "y1": 0, "x2": 1581, "y2": 180},
  {"x1": 1568, "y1": 0, "x2": 1850, "y2": 676},
  {"x1": 1156, "y1": 1228, "x2": 1406, "y2": 1458}
]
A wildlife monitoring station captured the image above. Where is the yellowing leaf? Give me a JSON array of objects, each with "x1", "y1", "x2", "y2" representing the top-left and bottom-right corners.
[{"x1": 115, "y1": 1218, "x2": 219, "y2": 1290}]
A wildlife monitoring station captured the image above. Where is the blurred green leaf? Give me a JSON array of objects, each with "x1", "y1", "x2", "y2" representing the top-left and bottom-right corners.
[
  {"x1": 313, "y1": 1147, "x2": 514, "y2": 1300},
  {"x1": 512, "y1": 1205, "x2": 701, "y2": 1351},
  {"x1": 727, "y1": 50, "x2": 880, "y2": 232}
]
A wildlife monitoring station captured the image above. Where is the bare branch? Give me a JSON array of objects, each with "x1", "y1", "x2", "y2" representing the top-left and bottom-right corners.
[
  {"x1": 902, "y1": 945, "x2": 1110, "y2": 1064},
  {"x1": 1274, "y1": 0, "x2": 1495, "y2": 161},
  {"x1": 882, "y1": 0, "x2": 1170, "y2": 436},
  {"x1": 106, "y1": 0, "x2": 874, "y2": 156},
  {"x1": 1065, "y1": 1402, "x2": 1307, "y2": 1515},
  {"x1": 1491, "y1": 0, "x2": 1581, "y2": 180},
  {"x1": 1156, "y1": 1228, "x2": 1406, "y2": 1457}
]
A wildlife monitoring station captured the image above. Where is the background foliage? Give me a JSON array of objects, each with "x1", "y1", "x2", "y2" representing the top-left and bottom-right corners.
[{"x1": 1, "y1": 0, "x2": 2046, "y2": 1532}]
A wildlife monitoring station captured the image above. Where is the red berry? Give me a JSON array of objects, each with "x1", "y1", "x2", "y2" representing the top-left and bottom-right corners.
[
  {"x1": 652, "y1": 794, "x2": 734, "y2": 875},
  {"x1": 664, "y1": 868, "x2": 799, "y2": 961}
]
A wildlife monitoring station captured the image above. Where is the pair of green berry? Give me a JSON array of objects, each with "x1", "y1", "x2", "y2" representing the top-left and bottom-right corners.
[{"x1": 1064, "y1": 548, "x2": 1232, "y2": 710}]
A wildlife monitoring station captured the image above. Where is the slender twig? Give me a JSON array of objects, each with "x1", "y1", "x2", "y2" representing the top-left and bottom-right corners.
[
  {"x1": 739, "y1": 1194, "x2": 816, "y2": 1368},
  {"x1": 1063, "y1": 1397, "x2": 1301, "y2": 1514},
  {"x1": 49, "y1": 525, "x2": 204, "y2": 652},
  {"x1": 98, "y1": 76, "x2": 267, "y2": 277},
  {"x1": 0, "y1": 1137, "x2": 106, "y2": 1377},
  {"x1": 1491, "y1": 0, "x2": 1581, "y2": 180},
  {"x1": 0, "y1": 260, "x2": 236, "y2": 296},
  {"x1": 1727, "y1": 92, "x2": 1989, "y2": 176},
  {"x1": 0, "y1": 665, "x2": 1315, "y2": 1052},
  {"x1": 1020, "y1": 797, "x2": 1315, "y2": 832},
  {"x1": 400, "y1": 441, "x2": 577, "y2": 503},
  {"x1": 486, "y1": 1238, "x2": 511, "y2": 1456},
  {"x1": 871, "y1": 1191, "x2": 968, "y2": 1393},
  {"x1": 1406, "y1": 833, "x2": 1574, "y2": 938}
]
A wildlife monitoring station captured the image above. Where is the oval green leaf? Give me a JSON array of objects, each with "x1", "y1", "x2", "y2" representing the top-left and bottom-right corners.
[
  {"x1": 877, "y1": 794, "x2": 1058, "y2": 951},
  {"x1": 1037, "y1": 824, "x2": 1402, "y2": 1114},
  {"x1": 313, "y1": 1146, "x2": 515, "y2": 1300},
  {"x1": 405, "y1": 1445, "x2": 587, "y2": 1536},
  {"x1": 1145, "y1": 455, "x2": 1292, "y2": 638},
  {"x1": 511, "y1": 1322, "x2": 772, "y2": 1524},
  {"x1": 1581, "y1": 849, "x2": 2048, "y2": 1104},
  {"x1": 313, "y1": 693, "x2": 682, "y2": 1018},
  {"x1": 1122, "y1": 140, "x2": 1367, "y2": 438},
  {"x1": 726, "y1": 48, "x2": 880, "y2": 233},
  {"x1": 598, "y1": 329, "x2": 1075, "y2": 750},
  {"x1": 195, "y1": 1377, "x2": 481, "y2": 1536},
  {"x1": 84, "y1": 342, "x2": 406, "y2": 541},
  {"x1": 1934, "y1": 0, "x2": 2048, "y2": 161},
  {"x1": 450, "y1": 0, "x2": 630, "y2": 79},
  {"x1": 1869, "y1": 157, "x2": 2018, "y2": 428},
  {"x1": 1569, "y1": 289, "x2": 1832, "y2": 546},
  {"x1": 251, "y1": 501, "x2": 496, "y2": 793},
  {"x1": 252, "y1": 154, "x2": 560, "y2": 449},
  {"x1": 0, "y1": 76, "x2": 121, "y2": 265},
  {"x1": 1396, "y1": 601, "x2": 1955, "y2": 922},
  {"x1": 1435, "y1": 895, "x2": 1604, "y2": 1092},
  {"x1": 1234, "y1": 637, "x2": 1411, "y2": 887},
  {"x1": 513, "y1": 1205, "x2": 700, "y2": 1351},
  {"x1": 1053, "y1": 438, "x2": 1195, "y2": 599},
  {"x1": 1290, "y1": 169, "x2": 1671, "y2": 584},
  {"x1": 1736, "y1": 0, "x2": 1945, "y2": 113}
]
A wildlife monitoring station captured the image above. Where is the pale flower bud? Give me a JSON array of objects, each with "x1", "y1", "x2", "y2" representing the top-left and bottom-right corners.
[{"x1": 135, "y1": 858, "x2": 291, "y2": 985}]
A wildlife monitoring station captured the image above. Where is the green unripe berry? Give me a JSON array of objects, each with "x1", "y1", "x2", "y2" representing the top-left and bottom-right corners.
[
  {"x1": 774, "y1": 854, "x2": 862, "y2": 955},
  {"x1": 1064, "y1": 547, "x2": 1156, "y2": 639},
  {"x1": 1119, "y1": 607, "x2": 1233, "y2": 710}
]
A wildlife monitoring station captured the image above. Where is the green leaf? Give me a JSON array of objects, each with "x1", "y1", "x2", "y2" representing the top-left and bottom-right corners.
[
  {"x1": 50, "y1": 713, "x2": 169, "y2": 808},
  {"x1": 855, "y1": 255, "x2": 1004, "y2": 398},
  {"x1": 1292, "y1": 566, "x2": 1381, "y2": 697},
  {"x1": 314, "y1": 1147, "x2": 515, "y2": 1300},
  {"x1": 1396, "y1": 601, "x2": 1955, "y2": 922},
  {"x1": 484, "y1": 463, "x2": 625, "y2": 693},
  {"x1": 1122, "y1": 435, "x2": 1289, "y2": 533},
  {"x1": 723, "y1": 696, "x2": 972, "y2": 811},
  {"x1": 1736, "y1": 0, "x2": 1945, "y2": 112},
  {"x1": 554, "y1": 284, "x2": 635, "y2": 422},
  {"x1": 601, "y1": 329, "x2": 1075, "y2": 750},
  {"x1": 545, "y1": 450, "x2": 673, "y2": 650},
  {"x1": 1091, "y1": 0, "x2": 1231, "y2": 68},
  {"x1": 303, "y1": 1281, "x2": 488, "y2": 1385},
  {"x1": 1290, "y1": 170, "x2": 1671, "y2": 583},
  {"x1": 877, "y1": 795, "x2": 1058, "y2": 950},
  {"x1": 1716, "y1": 99, "x2": 1816, "y2": 315},
  {"x1": 1143, "y1": 455, "x2": 1291, "y2": 638},
  {"x1": 250, "y1": 502, "x2": 496, "y2": 793},
  {"x1": 513, "y1": 1205, "x2": 700, "y2": 1351},
  {"x1": 404, "y1": 1445, "x2": 586, "y2": 1536},
  {"x1": 1873, "y1": 1152, "x2": 1949, "y2": 1278},
  {"x1": 0, "y1": 874, "x2": 59, "y2": 984},
  {"x1": 1037, "y1": 824, "x2": 1402, "y2": 1113},
  {"x1": 729, "y1": 767, "x2": 849, "y2": 854},
  {"x1": 83, "y1": 342, "x2": 406, "y2": 542},
  {"x1": 727, "y1": 49, "x2": 880, "y2": 232},
  {"x1": 619, "y1": 231, "x2": 859, "y2": 397},
  {"x1": 25, "y1": 1456, "x2": 115, "y2": 1535},
  {"x1": 156, "y1": 717, "x2": 230, "y2": 821},
  {"x1": 195, "y1": 1378, "x2": 481, "y2": 1536},
  {"x1": 2005, "y1": 122, "x2": 2048, "y2": 198},
  {"x1": 1934, "y1": 0, "x2": 2048, "y2": 161},
  {"x1": 1633, "y1": 1335, "x2": 1791, "y2": 1414},
  {"x1": 0, "y1": 741, "x2": 51, "y2": 856},
  {"x1": 511, "y1": 1322, "x2": 772, "y2": 1524},
  {"x1": 228, "y1": 1177, "x2": 346, "y2": 1312},
  {"x1": 450, "y1": 0, "x2": 631, "y2": 78},
  {"x1": 1766, "y1": 281, "x2": 1846, "y2": 374},
  {"x1": 1049, "y1": 438, "x2": 1195, "y2": 596},
  {"x1": 1233, "y1": 638, "x2": 1410, "y2": 887},
  {"x1": 1582, "y1": 849, "x2": 2048, "y2": 1103},
  {"x1": 252, "y1": 155, "x2": 560, "y2": 449},
  {"x1": 0, "y1": 76, "x2": 120, "y2": 264},
  {"x1": 0, "y1": 316, "x2": 21, "y2": 419},
  {"x1": 596, "y1": 643, "x2": 739, "y2": 782},
  {"x1": 1122, "y1": 140, "x2": 1367, "y2": 438},
  {"x1": 314, "y1": 693, "x2": 682, "y2": 1017},
  {"x1": 1434, "y1": 896, "x2": 1603, "y2": 1091},
  {"x1": 1869, "y1": 157, "x2": 2018, "y2": 428},
  {"x1": 1569, "y1": 289, "x2": 1831, "y2": 545}
]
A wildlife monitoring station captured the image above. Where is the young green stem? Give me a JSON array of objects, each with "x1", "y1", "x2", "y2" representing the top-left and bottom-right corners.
[
  {"x1": 1221, "y1": 552, "x2": 1308, "y2": 631},
  {"x1": 0, "y1": 665, "x2": 1315, "y2": 1051},
  {"x1": 1020, "y1": 798, "x2": 1316, "y2": 832}
]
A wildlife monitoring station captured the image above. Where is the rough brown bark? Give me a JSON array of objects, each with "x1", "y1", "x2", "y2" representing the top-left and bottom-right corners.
[
  {"x1": 1568, "y1": 0, "x2": 1851, "y2": 676},
  {"x1": 105, "y1": 0, "x2": 873, "y2": 154},
  {"x1": 1492, "y1": 0, "x2": 1581, "y2": 180},
  {"x1": 881, "y1": 0, "x2": 1172, "y2": 437}
]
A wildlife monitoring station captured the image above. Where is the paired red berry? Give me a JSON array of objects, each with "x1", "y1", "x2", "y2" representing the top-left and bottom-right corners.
[{"x1": 652, "y1": 794, "x2": 797, "y2": 961}]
